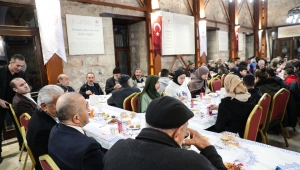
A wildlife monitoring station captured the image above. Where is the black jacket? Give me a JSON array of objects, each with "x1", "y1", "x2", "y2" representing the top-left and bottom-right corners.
[
  {"x1": 255, "y1": 78, "x2": 282, "y2": 97},
  {"x1": 0, "y1": 65, "x2": 25, "y2": 100},
  {"x1": 79, "y1": 82, "x2": 103, "y2": 99},
  {"x1": 208, "y1": 97, "x2": 255, "y2": 137},
  {"x1": 105, "y1": 77, "x2": 116, "y2": 94},
  {"x1": 248, "y1": 87, "x2": 263, "y2": 104},
  {"x1": 104, "y1": 128, "x2": 227, "y2": 170},
  {"x1": 27, "y1": 109, "x2": 57, "y2": 170},
  {"x1": 48, "y1": 124, "x2": 104, "y2": 170},
  {"x1": 107, "y1": 85, "x2": 140, "y2": 109}
]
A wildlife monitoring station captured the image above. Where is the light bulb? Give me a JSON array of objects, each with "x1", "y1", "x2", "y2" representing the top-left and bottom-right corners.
[
  {"x1": 294, "y1": 14, "x2": 299, "y2": 19},
  {"x1": 249, "y1": 0, "x2": 253, "y2": 3},
  {"x1": 238, "y1": 0, "x2": 242, "y2": 3},
  {"x1": 286, "y1": 18, "x2": 290, "y2": 23},
  {"x1": 298, "y1": 19, "x2": 300, "y2": 23},
  {"x1": 229, "y1": 0, "x2": 232, "y2": 2},
  {"x1": 293, "y1": 19, "x2": 296, "y2": 23}
]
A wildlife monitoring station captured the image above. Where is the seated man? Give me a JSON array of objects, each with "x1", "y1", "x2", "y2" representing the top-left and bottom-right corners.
[
  {"x1": 129, "y1": 68, "x2": 146, "y2": 88},
  {"x1": 11, "y1": 78, "x2": 37, "y2": 117},
  {"x1": 48, "y1": 92, "x2": 104, "y2": 170},
  {"x1": 243, "y1": 74, "x2": 262, "y2": 104},
  {"x1": 10, "y1": 78, "x2": 37, "y2": 151},
  {"x1": 104, "y1": 96, "x2": 226, "y2": 170},
  {"x1": 157, "y1": 68, "x2": 170, "y2": 94},
  {"x1": 235, "y1": 66, "x2": 248, "y2": 79},
  {"x1": 107, "y1": 74, "x2": 140, "y2": 109},
  {"x1": 56, "y1": 74, "x2": 75, "y2": 92},
  {"x1": 79, "y1": 72, "x2": 103, "y2": 99},
  {"x1": 228, "y1": 60, "x2": 238, "y2": 73},
  {"x1": 105, "y1": 68, "x2": 121, "y2": 94},
  {"x1": 27, "y1": 85, "x2": 64, "y2": 170}
]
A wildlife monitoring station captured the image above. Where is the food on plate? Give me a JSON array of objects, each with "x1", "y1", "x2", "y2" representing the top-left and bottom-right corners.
[
  {"x1": 104, "y1": 116, "x2": 109, "y2": 120},
  {"x1": 100, "y1": 112, "x2": 106, "y2": 116},
  {"x1": 224, "y1": 140, "x2": 239, "y2": 147},
  {"x1": 120, "y1": 112, "x2": 128, "y2": 118},
  {"x1": 224, "y1": 162, "x2": 245, "y2": 170},
  {"x1": 108, "y1": 118, "x2": 118, "y2": 124},
  {"x1": 111, "y1": 115, "x2": 116, "y2": 118},
  {"x1": 136, "y1": 124, "x2": 141, "y2": 128},
  {"x1": 129, "y1": 124, "x2": 134, "y2": 128},
  {"x1": 130, "y1": 112, "x2": 136, "y2": 118},
  {"x1": 221, "y1": 131, "x2": 236, "y2": 141}
]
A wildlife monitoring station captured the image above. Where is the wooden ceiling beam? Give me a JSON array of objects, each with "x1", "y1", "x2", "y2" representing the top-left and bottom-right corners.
[
  {"x1": 187, "y1": 0, "x2": 194, "y2": 15},
  {"x1": 70, "y1": 0, "x2": 147, "y2": 12},
  {"x1": 220, "y1": 0, "x2": 231, "y2": 23},
  {"x1": 245, "y1": 0, "x2": 255, "y2": 27}
]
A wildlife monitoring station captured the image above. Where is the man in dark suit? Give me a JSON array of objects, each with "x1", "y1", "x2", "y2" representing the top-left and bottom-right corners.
[
  {"x1": 27, "y1": 85, "x2": 64, "y2": 170},
  {"x1": 56, "y1": 74, "x2": 75, "y2": 92},
  {"x1": 105, "y1": 68, "x2": 122, "y2": 94},
  {"x1": 11, "y1": 78, "x2": 37, "y2": 117},
  {"x1": 48, "y1": 92, "x2": 104, "y2": 170},
  {"x1": 0, "y1": 54, "x2": 26, "y2": 163},
  {"x1": 79, "y1": 72, "x2": 103, "y2": 99},
  {"x1": 107, "y1": 74, "x2": 140, "y2": 109}
]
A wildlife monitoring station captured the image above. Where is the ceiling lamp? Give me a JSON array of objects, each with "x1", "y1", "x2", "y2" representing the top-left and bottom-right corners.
[{"x1": 286, "y1": 6, "x2": 300, "y2": 24}]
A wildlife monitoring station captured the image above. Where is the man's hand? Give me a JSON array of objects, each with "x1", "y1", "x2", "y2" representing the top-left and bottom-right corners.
[
  {"x1": 86, "y1": 90, "x2": 92, "y2": 95},
  {"x1": 210, "y1": 104, "x2": 218, "y2": 110},
  {"x1": 205, "y1": 88, "x2": 211, "y2": 94},
  {"x1": 0, "y1": 99, "x2": 9, "y2": 109},
  {"x1": 183, "y1": 128, "x2": 211, "y2": 151},
  {"x1": 178, "y1": 96, "x2": 186, "y2": 101},
  {"x1": 114, "y1": 84, "x2": 122, "y2": 89}
]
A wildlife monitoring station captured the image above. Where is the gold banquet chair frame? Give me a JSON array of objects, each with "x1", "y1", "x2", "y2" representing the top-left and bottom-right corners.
[
  {"x1": 39, "y1": 154, "x2": 60, "y2": 170},
  {"x1": 20, "y1": 126, "x2": 36, "y2": 170},
  {"x1": 243, "y1": 105, "x2": 263, "y2": 141},
  {"x1": 131, "y1": 92, "x2": 141, "y2": 112},
  {"x1": 123, "y1": 92, "x2": 137, "y2": 111},
  {"x1": 257, "y1": 93, "x2": 272, "y2": 144},
  {"x1": 9, "y1": 104, "x2": 25, "y2": 162}
]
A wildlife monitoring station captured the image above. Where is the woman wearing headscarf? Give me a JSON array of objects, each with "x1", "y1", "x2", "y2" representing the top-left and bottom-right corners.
[
  {"x1": 206, "y1": 75, "x2": 255, "y2": 137},
  {"x1": 165, "y1": 69, "x2": 191, "y2": 102},
  {"x1": 188, "y1": 66, "x2": 210, "y2": 98},
  {"x1": 137, "y1": 75, "x2": 160, "y2": 113}
]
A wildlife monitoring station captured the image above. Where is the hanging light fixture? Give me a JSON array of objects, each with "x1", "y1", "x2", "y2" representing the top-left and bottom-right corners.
[
  {"x1": 286, "y1": 6, "x2": 300, "y2": 24},
  {"x1": 249, "y1": 0, "x2": 253, "y2": 3}
]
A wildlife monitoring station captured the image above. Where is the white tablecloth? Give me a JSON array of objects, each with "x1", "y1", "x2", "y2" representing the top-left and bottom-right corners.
[{"x1": 83, "y1": 98, "x2": 300, "y2": 170}]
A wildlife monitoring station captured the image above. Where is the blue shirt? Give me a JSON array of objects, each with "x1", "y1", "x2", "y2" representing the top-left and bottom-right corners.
[{"x1": 87, "y1": 84, "x2": 100, "y2": 95}]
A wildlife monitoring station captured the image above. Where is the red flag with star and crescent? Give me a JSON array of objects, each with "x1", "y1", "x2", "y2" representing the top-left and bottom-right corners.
[{"x1": 151, "y1": 14, "x2": 162, "y2": 59}]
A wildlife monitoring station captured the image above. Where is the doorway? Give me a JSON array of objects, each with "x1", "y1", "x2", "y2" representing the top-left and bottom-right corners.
[
  {"x1": 274, "y1": 37, "x2": 300, "y2": 59},
  {"x1": 114, "y1": 26, "x2": 130, "y2": 75}
]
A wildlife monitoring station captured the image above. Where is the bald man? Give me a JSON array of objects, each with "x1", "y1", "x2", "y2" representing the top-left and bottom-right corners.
[
  {"x1": 57, "y1": 74, "x2": 75, "y2": 92},
  {"x1": 48, "y1": 92, "x2": 104, "y2": 170}
]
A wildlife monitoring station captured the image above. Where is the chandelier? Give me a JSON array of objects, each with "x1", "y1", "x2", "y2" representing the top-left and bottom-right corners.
[{"x1": 286, "y1": 6, "x2": 300, "y2": 23}]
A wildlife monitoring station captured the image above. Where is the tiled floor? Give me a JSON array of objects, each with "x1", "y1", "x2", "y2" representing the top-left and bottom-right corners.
[{"x1": 0, "y1": 125, "x2": 299, "y2": 169}]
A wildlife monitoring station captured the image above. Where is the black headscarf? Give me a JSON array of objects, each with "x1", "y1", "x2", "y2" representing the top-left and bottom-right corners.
[{"x1": 173, "y1": 69, "x2": 186, "y2": 86}]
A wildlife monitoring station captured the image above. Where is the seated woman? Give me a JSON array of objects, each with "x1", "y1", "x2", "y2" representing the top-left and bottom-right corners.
[
  {"x1": 164, "y1": 69, "x2": 191, "y2": 102},
  {"x1": 206, "y1": 75, "x2": 255, "y2": 137},
  {"x1": 188, "y1": 66, "x2": 210, "y2": 98},
  {"x1": 138, "y1": 75, "x2": 160, "y2": 113},
  {"x1": 283, "y1": 67, "x2": 299, "y2": 86},
  {"x1": 293, "y1": 61, "x2": 300, "y2": 79},
  {"x1": 255, "y1": 68, "x2": 282, "y2": 97}
]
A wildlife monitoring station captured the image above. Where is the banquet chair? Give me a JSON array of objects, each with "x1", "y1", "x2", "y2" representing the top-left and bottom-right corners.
[
  {"x1": 267, "y1": 88, "x2": 290, "y2": 147},
  {"x1": 211, "y1": 78, "x2": 222, "y2": 92},
  {"x1": 220, "y1": 74, "x2": 226, "y2": 86},
  {"x1": 39, "y1": 154, "x2": 60, "y2": 170},
  {"x1": 131, "y1": 92, "x2": 141, "y2": 112},
  {"x1": 20, "y1": 126, "x2": 36, "y2": 170},
  {"x1": 123, "y1": 92, "x2": 137, "y2": 111},
  {"x1": 20, "y1": 113, "x2": 31, "y2": 131},
  {"x1": 9, "y1": 104, "x2": 24, "y2": 162},
  {"x1": 243, "y1": 105, "x2": 263, "y2": 141},
  {"x1": 257, "y1": 93, "x2": 272, "y2": 144}
]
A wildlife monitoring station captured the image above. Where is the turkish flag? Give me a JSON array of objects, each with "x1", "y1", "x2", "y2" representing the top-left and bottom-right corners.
[{"x1": 151, "y1": 14, "x2": 162, "y2": 59}]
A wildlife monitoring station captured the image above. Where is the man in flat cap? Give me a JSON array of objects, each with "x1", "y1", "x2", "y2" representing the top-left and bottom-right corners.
[
  {"x1": 104, "y1": 96, "x2": 226, "y2": 170},
  {"x1": 107, "y1": 74, "x2": 140, "y2": 109},
  {"x1": 105, "y1": 68, "x2": 122, "y2": 94}
]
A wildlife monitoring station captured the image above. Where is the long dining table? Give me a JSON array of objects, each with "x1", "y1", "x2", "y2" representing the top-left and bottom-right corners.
[{"x1": 83, "y1": 95, "x2": 300, "y2": 170}]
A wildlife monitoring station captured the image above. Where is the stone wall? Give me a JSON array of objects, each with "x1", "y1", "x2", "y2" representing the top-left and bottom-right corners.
[
  {"x1": 268, "y1": 0, "x2": 300, "y2": 27},
  {"x1": 246, "y1": 35, "x2": 254, "y2": 59},
  {"x1": 129, "y1": 21, "x2": 148, "y2": 76}
]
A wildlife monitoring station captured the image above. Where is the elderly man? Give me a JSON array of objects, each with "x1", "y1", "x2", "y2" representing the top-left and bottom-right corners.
[
  {"x1": 107, "y1": 74, "x2": 140, "y2": 108},
  {"x1": 257, "y1": 59, "x2": 265, "y2": 70},
  {"x1": 129, "y1": 68, "x2": 146, "y2": 88},
  {"x1": 56, "y1": 74, "x2": 75, "y2": 92},
  {"x1": 48, "y1": 92, "x2": 104, "y2": 169},
  {"x1": 228, "y1": 60, "x2": 238, "y2": 73},
  {"x1": 79, "y1": 72, "x2": 104, "y2": 99},
  {"x1": 105, "y1": 68, "x2": 122, "y2": 94},
  {"x1": 104, "y1": 96, "x2": 226, "y2": 170},
  {"x1": 27, "y1": 85, "x2": 64, "y2": 170},
  {"x1": 0, "y1": 54, "x2": 26, "y2": 163},
  {"x1": 11, "y1": 78, "x2": 37, "y2": 117}
]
